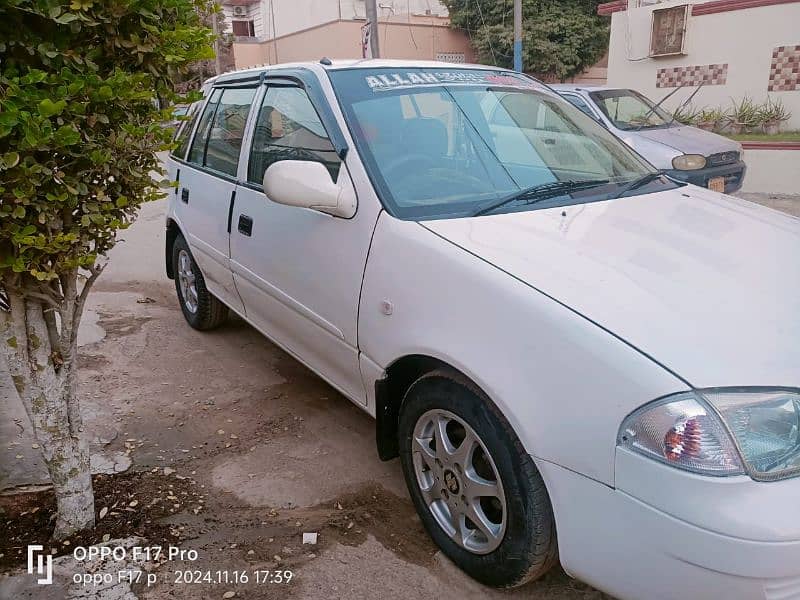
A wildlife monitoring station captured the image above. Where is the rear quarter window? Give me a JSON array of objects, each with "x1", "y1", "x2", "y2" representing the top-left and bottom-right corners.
[{"x1": 171, "y1": 101, "x2": 202, "y2": 160}]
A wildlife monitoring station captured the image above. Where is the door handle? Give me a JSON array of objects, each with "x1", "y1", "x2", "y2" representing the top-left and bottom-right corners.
[
  {"x1": 181, "y1": 188, "x2": 189, "y2": 204},
  {"x1": 238, "y1": 214, "x2": 253, "y2": 236}
]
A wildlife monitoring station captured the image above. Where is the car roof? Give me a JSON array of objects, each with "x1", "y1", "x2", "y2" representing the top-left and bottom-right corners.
[
  {"x1": 207, "y1": 59, "x2": 524, "y2": 87},
  {"x1": 550, "y1": 84, "x2": 627, "y2": 93}
]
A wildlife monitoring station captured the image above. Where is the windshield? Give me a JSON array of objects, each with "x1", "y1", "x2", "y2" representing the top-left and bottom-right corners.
[
  {"x1": 589, "y1": 89, "x2": 673, "y2": 131},
  {"x1": 329, "y1": 68, "x2": 670, "y2": 219}
]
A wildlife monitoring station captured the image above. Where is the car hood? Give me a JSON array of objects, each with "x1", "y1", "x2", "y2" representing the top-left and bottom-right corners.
[
  {"x1": 634, "y1": 124, "x2": 741, "y2": 156},
  {"x1": 422, "y1": 189, "x2": 800, "y2": 388}
]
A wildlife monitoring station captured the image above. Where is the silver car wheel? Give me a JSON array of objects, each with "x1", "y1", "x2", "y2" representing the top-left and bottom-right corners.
[
  {"x1": 412, "y1": 409, "x2": 507, "y2": 554},
  {"x1": 177, "y1": 249, "x2": 198, "y2": 314}
]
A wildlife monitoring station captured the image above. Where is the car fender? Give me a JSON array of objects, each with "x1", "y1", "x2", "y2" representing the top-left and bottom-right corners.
[{"x1": 358, "y1": 211, "x2": 685, "y2": 485}]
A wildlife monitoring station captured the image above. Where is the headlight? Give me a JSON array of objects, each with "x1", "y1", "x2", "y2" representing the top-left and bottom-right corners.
[
  {"x1": 671, "y1": 154, "x2": 707, "y2": 170},
  {"x1": 706, "y1": 389, "x2": 800, "y2": 481},
  {"x1": 618, "y1": 389, "x2": 800, "y2": 481}
]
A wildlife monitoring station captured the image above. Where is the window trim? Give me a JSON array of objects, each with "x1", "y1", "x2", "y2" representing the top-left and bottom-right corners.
[{"x1": 169, "y1": 69, "x2": 350, "y2": 191}]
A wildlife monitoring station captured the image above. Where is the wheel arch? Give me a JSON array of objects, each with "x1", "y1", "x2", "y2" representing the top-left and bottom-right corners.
[
  {"x1": 165, "y1": 218, "x2": 182, "y2": 280},
  {"x1": 375, "y1": 353, "x2": 493, "y2": 461}
]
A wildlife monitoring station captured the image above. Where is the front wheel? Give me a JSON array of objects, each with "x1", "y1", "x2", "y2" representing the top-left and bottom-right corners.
[
  {"x1": 398, "y1": 369, "x2": 557, "y2": 588},
  {"x1": 172, "y1": 235, "x2": 228, "y2": 330}
]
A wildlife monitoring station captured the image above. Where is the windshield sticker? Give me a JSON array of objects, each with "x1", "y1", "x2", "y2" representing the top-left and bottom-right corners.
[{"x1": 364, "y1": 72, "x2": 538, "y2": 91}]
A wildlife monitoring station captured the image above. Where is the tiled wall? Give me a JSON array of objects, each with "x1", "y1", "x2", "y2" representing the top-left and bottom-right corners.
[
  {"x1": 768, "y1": 45, "x2": 800, "y2": 91},
  {"x1": 656, "y1": 63, "x2": 728, "y2": 88}
]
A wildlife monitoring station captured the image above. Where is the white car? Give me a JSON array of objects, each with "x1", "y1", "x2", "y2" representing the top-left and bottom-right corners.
[{"x1": 165, "y1": 60, "x2": 800, "y2": 600}]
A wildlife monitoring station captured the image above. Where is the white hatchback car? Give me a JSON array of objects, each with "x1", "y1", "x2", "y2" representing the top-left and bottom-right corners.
[{"x1": 165, "y1": 60, "x2": 800, "y2": 600}]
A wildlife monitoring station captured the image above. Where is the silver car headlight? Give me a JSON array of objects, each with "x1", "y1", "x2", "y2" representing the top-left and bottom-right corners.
[
  {"x1": 618, "y1": 388, "x2": 800, "y2": 481},
  {"x1": 671, "y1": 154, "x2": 707, "y2": 170}
]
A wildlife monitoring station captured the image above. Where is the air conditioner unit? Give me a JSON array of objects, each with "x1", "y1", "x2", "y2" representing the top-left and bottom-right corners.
[
  {"x1": 649, "y1": 5, "x2": 688, "y2": 57},
  {"x1": 232, "y1": 6, "x2": 247, "y2": 17}
]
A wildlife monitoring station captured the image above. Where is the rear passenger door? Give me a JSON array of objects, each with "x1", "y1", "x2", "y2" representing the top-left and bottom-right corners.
[{"x1": 175, "y1": 86, "x2": 257, "y2": 314}]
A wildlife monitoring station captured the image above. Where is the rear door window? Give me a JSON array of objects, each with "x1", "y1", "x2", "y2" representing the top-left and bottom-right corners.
[
  {"x1": 172, "y1": 102, "x2": 201, "y2": 160},
  {"x1": 188, "y1": 88, "x2": 222, "y2": 166},
  {"x1": 188, "y1": 87, "x2": 256, "y2": 176}
]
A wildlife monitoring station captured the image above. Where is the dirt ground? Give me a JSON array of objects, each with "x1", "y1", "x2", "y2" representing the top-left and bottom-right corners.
[{"x1": 1, "y1": 191, "x2": 796, "y2": 600}]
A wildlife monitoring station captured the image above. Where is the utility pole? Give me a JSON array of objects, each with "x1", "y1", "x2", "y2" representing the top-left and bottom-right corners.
[
  {"x1": 513, "y1": 0, "x2": 522, "y2": 72},
  {"x1": 365, "y1": 0, "x2": 380, "y2": 59},
  {"x1": 212, "y1": 10, "x2": 222, "y2": 76}
]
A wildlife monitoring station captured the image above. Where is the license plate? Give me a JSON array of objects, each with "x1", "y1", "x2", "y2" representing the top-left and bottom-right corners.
[{"x1": 708, "y1": 177, "x2": 725, "y2": 193}]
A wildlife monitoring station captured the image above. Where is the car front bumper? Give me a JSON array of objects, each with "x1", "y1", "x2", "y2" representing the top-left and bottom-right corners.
[
  {"x1": 537, "y1": 451, "x2": 800, "y2": 600},
  {"x1": 665, "y1": 159, "x2": 747, "y2": 193}
]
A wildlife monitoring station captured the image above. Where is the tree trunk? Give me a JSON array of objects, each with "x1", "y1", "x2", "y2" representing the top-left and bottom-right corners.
[{"x1": 0, "y1": 275, "x2": 95, "y2": 540}]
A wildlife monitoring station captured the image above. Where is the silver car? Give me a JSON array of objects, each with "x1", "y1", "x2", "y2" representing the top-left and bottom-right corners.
[{"x1": 553, "y1": 85, "x2": 746, "y2": 193}]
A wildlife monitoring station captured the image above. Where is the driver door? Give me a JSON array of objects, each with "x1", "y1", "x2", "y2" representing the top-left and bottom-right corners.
[{"x1": 230, "y1": 83, "x2": 380, "y2": 404}]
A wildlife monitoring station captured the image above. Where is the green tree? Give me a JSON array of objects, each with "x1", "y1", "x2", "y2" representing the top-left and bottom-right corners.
[
  {"x1": 0, "y1": 0, "x2": 214, "y2": 540},
  {"x1": 443, "y1": 0, "x2": 609, "y2": 81}
]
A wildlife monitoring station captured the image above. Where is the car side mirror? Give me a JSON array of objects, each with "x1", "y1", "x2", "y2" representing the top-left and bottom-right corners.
[{"x1": 262, "y1": 160, "x2": 357, "y2": 218}]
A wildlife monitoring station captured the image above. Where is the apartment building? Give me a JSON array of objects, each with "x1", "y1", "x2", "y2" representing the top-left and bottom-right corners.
[{"x1": 221, "y1": 0, "x2": 474, "y2": 69}]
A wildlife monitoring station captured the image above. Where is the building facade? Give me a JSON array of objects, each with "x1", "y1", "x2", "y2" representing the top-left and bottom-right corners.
[
  {"x1": 221, "y1": 0, "x2": 474, "y2": 69},
  {"x1": 599, "y1": 0, "x2": 800, "y2": 129}
]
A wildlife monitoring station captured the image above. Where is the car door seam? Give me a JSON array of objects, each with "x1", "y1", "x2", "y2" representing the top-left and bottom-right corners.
[{"x1": 355, "y1": 208, "x2": 385, "y2": 353}]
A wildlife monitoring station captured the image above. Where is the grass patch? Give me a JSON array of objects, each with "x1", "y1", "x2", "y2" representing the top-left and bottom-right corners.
[{"x1": 725, "y1": 131, "x2": 800, "y2": 142}]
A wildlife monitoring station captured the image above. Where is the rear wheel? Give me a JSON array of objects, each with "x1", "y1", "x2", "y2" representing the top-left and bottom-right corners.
[
  {"x1": 398, "y1": 369, "x2": 557, "y2": 588},
  {"x1": 172, "y1": 235, "x2": 228, "y2": 330}
]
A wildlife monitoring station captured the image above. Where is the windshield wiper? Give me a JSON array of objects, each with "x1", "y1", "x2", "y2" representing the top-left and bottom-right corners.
[
  {"x1": 613, "y1": 172, "x2": 664, "y2": 198},
  {"x1": 634, "y1": 84, "x2": 685, "y2": 131},
  {"x1": 472, "y1": 179, "x2": 610, "y2": 217}
]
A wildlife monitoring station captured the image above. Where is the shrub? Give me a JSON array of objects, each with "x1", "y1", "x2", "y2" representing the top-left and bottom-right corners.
[{"x1": 0, "y1": 0, "x2": 214, "y2": 540}]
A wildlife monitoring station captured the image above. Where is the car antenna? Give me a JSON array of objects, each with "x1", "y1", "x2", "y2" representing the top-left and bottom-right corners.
[{"x1": 319, "y1": 57, "x2": 333, "y2": 66}]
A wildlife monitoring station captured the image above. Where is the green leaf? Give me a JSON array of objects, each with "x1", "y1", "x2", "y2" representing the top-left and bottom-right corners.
[
  {"x1": 115, "y1": 196, "x2": 128, "y2": 207},
  {"x1": 67, "y1": 81, "x2": 85, "y2": 95},
  {"x1": 38, "y1": 98, "x2": 67, "y2": 118},
  {"x1": 1, "y1": 152, "x2": 20, "y2": 169},
  {"x1": 54, "y1": 12, "x2": 80, "y2": 24},
  {"x1": 97, "y1": 86, "x2": 114, "y2": 101},
  {"x1": 53, "y1": 125, "x2": 81, "y2": 146},
  {"x1": 12, "y1": 206, "x2": 25, "y2": 219}
]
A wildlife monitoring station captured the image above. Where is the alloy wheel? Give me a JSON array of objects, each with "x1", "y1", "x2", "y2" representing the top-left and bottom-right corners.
[{"x1": 411, "y1": 409, "x2": 507, "y2": 554}]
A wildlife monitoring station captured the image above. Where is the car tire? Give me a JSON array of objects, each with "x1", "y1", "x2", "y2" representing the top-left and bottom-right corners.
[
  {"x1": 398, "y1": 369, "x2": 557, "y2": 588},
  {"x1": 172, "y1": 235, "x2": 228, "y2": 330}
]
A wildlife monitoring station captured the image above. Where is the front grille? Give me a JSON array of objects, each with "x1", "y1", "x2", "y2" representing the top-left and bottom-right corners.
[{"x1": 707, "y1": 151, "x2": 740, "y2": 166}]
